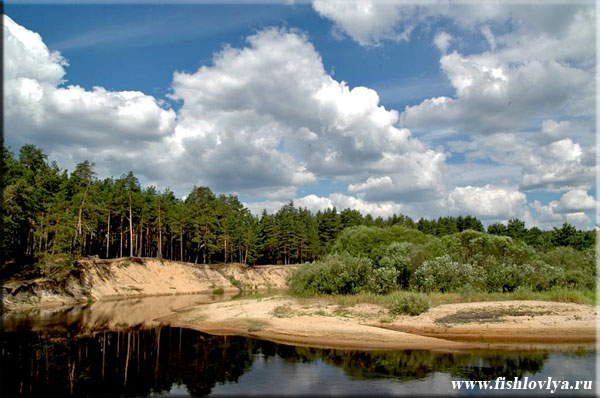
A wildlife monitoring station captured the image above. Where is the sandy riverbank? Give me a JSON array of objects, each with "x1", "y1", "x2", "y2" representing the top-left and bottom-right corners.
[
  {"x1": 162, "y1": 295, "x2": 597, "y2": 351},
  {"x1": 2, "y1": 257, "x2": 296, "y2": 311}
]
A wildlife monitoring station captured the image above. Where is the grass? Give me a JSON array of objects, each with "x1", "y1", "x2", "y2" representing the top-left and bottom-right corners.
[
  {"x1": 427, "y1": 287, "x2": 596, "y2": 306},
  {"x1": 232, "y1": 289, "x2": 282, "y2": 301},
  {"x1": 272, "y1": 304, "x2": 295, "y2": 318},
  {"x1": 227, "y1": 275, "x2": 243, "y2": 290},
  {"x1": 283, "y1": 287, "x2": 595, "y2": 315}
]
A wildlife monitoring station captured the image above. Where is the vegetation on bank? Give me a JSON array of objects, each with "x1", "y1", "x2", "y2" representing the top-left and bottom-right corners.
[{"x1": 287, "y1": 226, "x2": 597, "y2": 314}]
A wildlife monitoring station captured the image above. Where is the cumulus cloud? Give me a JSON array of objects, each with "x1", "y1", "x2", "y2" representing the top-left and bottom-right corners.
[
  {"x1": 530, "y1": 191, "x2": 595, "y2": 230},
  {"x1": 245, "y1": 192, "x2": 406, "y2": 218},
  {"x1": 448, "y1": 123, "x2": 595, "y2": 193},
  {"x1": 401, "y1": 51, "x2": 590, "y2": 134},
  {"x1": 553, "y1": 190, "x2": 597, "y2": 214},
  {"x1": 312, "y1": 0, "x2": 413, "y2": 46},
  {"x1": 440, "y1": 185, "x2": 527, "y2": 219},
  {"x1": 168, "y1": 26, "x2": 443, "y2": 196},
  {"x1": 6, "y1": 15, "x2": 442, "y2": 200},
  {"x1": 4, "y1": 15, "x2": 176, "y2": 175},
  {"x1": 311, "y1": 2, "x2": 595, "y2": 137}
]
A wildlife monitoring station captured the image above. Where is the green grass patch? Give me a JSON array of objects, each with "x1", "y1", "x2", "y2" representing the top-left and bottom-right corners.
[
  {"x1": 389, "y1": 293, "x2": 431, "y2": 316},
  {"x1": 272, "y1": 304, "x2": 295, "y2": 318},
  {"x1": 427, "y1": 287, "x2": 596, "y2": 306}
]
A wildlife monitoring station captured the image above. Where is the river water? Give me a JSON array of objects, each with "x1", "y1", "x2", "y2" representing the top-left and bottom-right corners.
[{"x1": 1, "y1": 294, "x2": 596, "y2": 397}]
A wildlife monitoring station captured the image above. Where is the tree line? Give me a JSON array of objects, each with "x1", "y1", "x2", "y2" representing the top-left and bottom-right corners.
[{"x1": 1, "y1": 145, "x2": 595, "y2": 274}]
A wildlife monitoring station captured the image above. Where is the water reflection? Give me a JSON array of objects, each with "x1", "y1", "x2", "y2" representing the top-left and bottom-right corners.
[
  {"x1": 1, "y1": 325, "x2": 595, "y2": 397},
  {"x1": 1, "y1": 295, "x2": 596, "y2": 397},
  {"x1": 2, "y1": 292, "x2": 238, "y2": 332}
]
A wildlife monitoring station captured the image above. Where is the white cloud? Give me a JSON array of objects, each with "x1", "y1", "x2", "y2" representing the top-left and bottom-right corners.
[
  {"x1": 6, "y1": 16, "x2": 442, "y2": 199},
  {"x1": 554, "y1": 190, "x2": 597, "y2": 214},
  {"x1": 245, "y1": 192, "x2": 406, "y2": 218},
  {"x1": 325, "y1": 3, "x2": 592, "y2": 135},
  {"x1": 4, "y1": 15, "x2": 176, "y2": 175},
  {"x1": 433, "y1": 32, "x2": 452, "y2": 53},
  {"x1": 312, "y1": 0, "x2": 412, "y2": 46},
  {"x1": 401, "y1": 51, "x2": 590, "y2": 134},
  {"x1": 168, "y1": 26, "x2": 443, "y2": 196},
  {"x1": 4, "y1": 16, "x2": 67, "y2": 84},
  {"x1": 448, "y1": 124, "x2": 595, "y2": 193},
  {"x1": 440, "y1": 185, "x2": 527, "y2": 219},
  {"x1": 530, "y1": 194, "x2": 595, "y2": 230}
]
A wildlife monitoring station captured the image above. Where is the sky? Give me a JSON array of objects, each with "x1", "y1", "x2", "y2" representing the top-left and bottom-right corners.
[{"x1": 3, "y1": 1, "x2": 597, "y2": 229}]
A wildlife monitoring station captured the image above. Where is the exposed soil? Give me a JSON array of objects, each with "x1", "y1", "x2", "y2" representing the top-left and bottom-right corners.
[{"x1": 1, "y1": 257, "x2": 296, "y2": 311}]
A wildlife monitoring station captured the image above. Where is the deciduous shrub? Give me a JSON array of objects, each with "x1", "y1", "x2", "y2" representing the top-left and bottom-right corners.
[
  {"x1": 560, "y1": 270, "x2": 596, "y2": 290},
  {"x1": 528, "y1": 260, "x2": 563, "y2": 291},
  {"x1": 389, "y1": 293, "x2": 431, "y2": 316},
  {"x1": 414, "y1": 255, "x2": 486, "y2": 292},
  {"x1": 377, "y1": 242, "x2": 412, "y2": 288},
  {"x1": 486, "y1": 261, "x2": 534, "y2": 292},
  {"x1": 287, "y1": 253, "x2": 374, "y2": 295},
  {"x1": 367, "y1": 266, "x2": 399, "y2": 294}
]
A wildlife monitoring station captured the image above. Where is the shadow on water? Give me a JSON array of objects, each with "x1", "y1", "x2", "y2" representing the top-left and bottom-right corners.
[{"x1": 1, "y1": 295, "x2": 596, "y2": 397}]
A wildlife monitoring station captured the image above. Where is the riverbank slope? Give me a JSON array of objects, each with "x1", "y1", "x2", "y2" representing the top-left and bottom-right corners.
[{"x1": 2, "y1": 257, "x2": 295, "y2": 311}]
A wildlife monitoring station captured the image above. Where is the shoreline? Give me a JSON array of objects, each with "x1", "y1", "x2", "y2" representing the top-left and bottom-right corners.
[{"x1": 160, "y1": 295, "x2": 597, "y2": 352}]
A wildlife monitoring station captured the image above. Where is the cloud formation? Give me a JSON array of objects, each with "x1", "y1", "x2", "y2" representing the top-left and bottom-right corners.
[
  {"x1": 167, "y1": 26, "x2": 444, "y2": 196},
  {"x1": 4, "y1": 7, "x2": 596, "y2": 229},
  {"x1": 4, "y1": 16, "x2": 176, "y2": 177}
]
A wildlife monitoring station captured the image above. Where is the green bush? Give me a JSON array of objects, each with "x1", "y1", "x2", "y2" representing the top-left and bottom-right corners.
[
  {"x1": 414, "y1": 255, "x2": 486, "y2": 292},
  {"x1": 560, "y1": 270, "x2": 596, "y2": 290},
  {"x1": 376, "y1": 242, "x2": 412, "y2": 288},
  {"x1": 486, "y1": 261, "x2": 534, "y2": 292},
  {"x1": 540, "y1": 246, "x2": 596, "y2": 275},
  {"x1": 528, "y1": 260, "x2": 563, "y2": 291},
  {"x1": 389, "y1": 293, "x2": 431, "y2": 316},
  {"x1": 35, "y1": 253, "x2": 77, "y2": 280},
  {"x1": 367, "y1": 266, "x2": 399, "y2": 294},
  {"x1": 287, "y1": 253, "x2": 375, "y2": 296}
]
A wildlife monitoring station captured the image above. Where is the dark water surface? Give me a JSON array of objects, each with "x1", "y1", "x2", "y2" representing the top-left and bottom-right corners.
[{"x1": 1, "y1": 295, "x2": 596, "y2": 397}]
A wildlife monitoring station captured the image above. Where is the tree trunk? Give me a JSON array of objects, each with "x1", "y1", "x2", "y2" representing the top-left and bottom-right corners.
[
  {"x1": 120, "y1": 216, "x2": 123, "y2": 258},
  {"x1": 128, "y1": 193, "x2": 133, "y2": 257},
  {"x1": 106, "y1": 209, "x2": 111, "y2": 258},
  {"x1": 76, "y1": 186, "x2": 89, "y2": 254},
  {"x1": 38, "y1": 212, "x2": 44, "y2": 253},
  {"x1": 157, "y1": 198, "x2": 162, "y2": 259},
  {"x1": 180, "y1": 230, "x2": 183, "y2": 261}
]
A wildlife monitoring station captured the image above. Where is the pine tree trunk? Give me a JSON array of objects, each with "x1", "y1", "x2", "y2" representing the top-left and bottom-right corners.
[
  {"x1": 158, "y1": 199, "x2": 162, "y2": 259},
  {"x1": 106, "y1": 209, "x2": 110, "y2": 258},
  {"x1": 129, "y1": 193, "x2": 133, "y2": 257},
  {"x1": 120, "y1": 216, "x2": 123, "y2": 258}
]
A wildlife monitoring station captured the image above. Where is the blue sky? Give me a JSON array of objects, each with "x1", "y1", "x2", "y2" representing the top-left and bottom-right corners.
[{"x1": 4, "y1": 2, "x2": 597, "y2": 229}]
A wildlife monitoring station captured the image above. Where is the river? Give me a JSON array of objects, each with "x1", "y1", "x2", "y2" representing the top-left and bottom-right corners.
[{"x1": 1, "y1": 294, "x2": 596, "y2": 396}]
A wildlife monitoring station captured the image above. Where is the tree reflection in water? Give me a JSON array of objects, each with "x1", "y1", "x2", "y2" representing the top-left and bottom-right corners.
[{"x1": 0, "y1": 325, "x2": 589, "y2": 396}]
